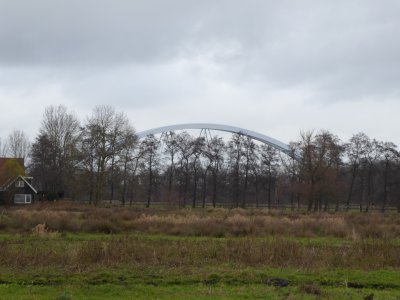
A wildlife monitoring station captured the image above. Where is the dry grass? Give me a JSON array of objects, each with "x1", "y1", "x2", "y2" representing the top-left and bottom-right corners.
[
  {"x1": 0, "y1": 203, "x2": 399, "y2": 286},
  {"x1": 1, "y1": 202, "x2": 399, "y2": 239},
  {"x1": 0, "y1": 236, "x2": 399, "y2": 271},
  {"x1": 31, "y1": 223, "x2": 61, "y2": 238}
]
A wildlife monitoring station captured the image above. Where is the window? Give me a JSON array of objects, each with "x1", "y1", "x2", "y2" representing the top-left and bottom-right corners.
[
  {"x1": 15, "y1": 181, "x2": 24, "y2": 188},
  {"x1": 14, "y1": 194, "x2": 32, "y2": 204}
]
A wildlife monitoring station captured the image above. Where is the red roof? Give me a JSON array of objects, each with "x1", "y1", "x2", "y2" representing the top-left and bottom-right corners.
[{"x1": 0, "y1": 157, "x2": 25, "y2": 187}]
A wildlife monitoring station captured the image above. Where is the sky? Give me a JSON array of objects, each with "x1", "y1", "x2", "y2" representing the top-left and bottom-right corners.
[{"x1": 1, "y1": 0, "x2": 400, "y2": 146}]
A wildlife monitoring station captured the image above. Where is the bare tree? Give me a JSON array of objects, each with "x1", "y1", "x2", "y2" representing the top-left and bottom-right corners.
[
  {"x1": 228, "y1": 133, "x2": 245, "y2": 207},
  {"x1": 241, "y1": 137, "x2": 258, "y2": 208},
  {"x1": 125, "y1": 147, "x2": 144, "y2": 206},
  {"x1": 259, "y1": 144, "x2": 279, "y2": 209},
  {"x1": 140, "y1": 135, "x2": 160, "y2": 208},
  {"x1": 163, "y1": 132, "x2": 179, "y2": 203},
  {"x1": 80, "y1": 105, "x2": 135, "y2": 203},
  {"x1": 203, "y1": 136, "x2": 225, "y2": 207},
  {"x1": 119, "y1": 131, "x2": 138, "y2": 205},
  {"x1": 360, "y1": 138, "x2": 381, "y2": 212},
  {"x1": 108, "y1": 112, "x2": 136, "y2": 201},
  {"x1": 79, "y1": 125, "x2": 97, "y2": 203},
  {"x1": 345, "y1": 133, "x2": 369, "y2": 210},
  {"x1": 190, "y1": 137, "x2": 205, "y2": 207},
  {"x1": 0, "y1": 138, "x2": 8, "y2": 157},
  {"x1": 280, "y1": 143, "x2": 302, "y2": 210},
  {"x1": 6, "y1": 130, "x2": 31, "y2": 160},
  {"x1": 394, "y1": 160, "x2": 400, "y2": 213},
  {"x1": 378, "y1": 142, "x2": 398, "y2": 212},
  {"x1": 294, "y1": 130, "x2": 344, "y2": 211},
  {"x1": 176, "y1": 132, "x2": 194, "y2": 207},
  {"x1": 30, "y1": 105, "x2": 80, "y2": 198}
]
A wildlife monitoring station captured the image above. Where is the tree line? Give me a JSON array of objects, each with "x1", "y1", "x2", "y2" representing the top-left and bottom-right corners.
[{"x1": 1, "y1": 105, "x2": 400, "y2": 212}]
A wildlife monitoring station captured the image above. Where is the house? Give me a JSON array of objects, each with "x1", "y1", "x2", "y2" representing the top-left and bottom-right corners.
[{"x1": 0, "y1": 157, "x2": 37, "y2": 204}]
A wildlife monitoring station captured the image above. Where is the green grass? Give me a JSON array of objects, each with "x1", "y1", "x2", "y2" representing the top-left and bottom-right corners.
[
  {"x1": 2, "y1": 283, "x2": 400, "y2": 300},
  {"x1": 2, "y1": 231, "x2": 399, "y2": 247},
  {"x1": 1, "y1": 205, "x2": 400, "y2": 299},
  {"x1": 0, "y1": 267, "x2": 400, "y2": 299}
]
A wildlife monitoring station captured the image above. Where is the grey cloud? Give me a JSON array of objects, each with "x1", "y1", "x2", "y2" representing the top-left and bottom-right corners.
[
  {"x1": 2, "y1": 0, "x2": 400, "y2": 92},
  {"x1": 1, "y1": 0, "x2": 400, "y2": 145},
  {"x1": 0, "y1": 0, "x2": 207, "y2": 65},
  {"x1": 203, "y1": 1, "x2": 400, "y2": 101}
]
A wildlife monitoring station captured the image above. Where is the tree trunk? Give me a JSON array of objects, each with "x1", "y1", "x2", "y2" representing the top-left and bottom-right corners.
[
  {"x1": 255, "y1": 174, "x2": 259, "y2": 208},
  {"x1": 267, "y1": 171, "x2": 272, "y2": 209},
  {"x1": 183, "y1": 160, "x2": 189, "y2": 207},
  {"x1": 346, "y1": 164, "x2": 358, "y2": 211},
  {"x1": 242, "y1": 159, "x2": 249, "y2": 208},
  {"x1": 382, "y1": 160, "x2": 389, "y2": 213},
  {"x1": 202, "y1": 168, "x2": 209, "y2": 208},
  {"x1": 147, "y1": 155, "x2": 153, "y2": 208},
  {"x1": 308, "y1": 180, "x2": 315, "y2": 211},
  {"x1": 234, "y1": 158, "x2": 240, "y2": 208},
  {"x1": 121, "y1": 160, "x2": 128, "y2": 206},
  {"x1": 192, "y1": 163, "x2": 198, "y2": 208},
  {"x1": 168, "y1": 155, "x2": 174, "y2": 203},
  {"x1": 212, "y1": 168, "x2": 218, "y2": 208},
  {"x1": 110, "y1": 156, "x2": 115, "y2": 202}
]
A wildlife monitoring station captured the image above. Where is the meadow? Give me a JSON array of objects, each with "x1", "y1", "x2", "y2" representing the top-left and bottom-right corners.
[{"x1": 0, "y1": 202, "x2": 399, "y2": 299}]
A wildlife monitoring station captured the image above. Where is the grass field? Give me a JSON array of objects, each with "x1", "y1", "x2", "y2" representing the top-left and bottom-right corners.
[{"x1": 0, "y1": 203, "x2": 399, "y2": 299}]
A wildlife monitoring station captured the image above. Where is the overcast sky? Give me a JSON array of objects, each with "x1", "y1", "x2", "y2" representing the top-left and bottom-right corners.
[{"x1": 1, "y1": 0, "x2": 399, "y2": 146}]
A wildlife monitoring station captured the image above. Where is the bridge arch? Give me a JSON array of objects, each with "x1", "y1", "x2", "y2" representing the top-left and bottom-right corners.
[{"x1": 137, "y1": 123, "x2": 293, "y2": 156}]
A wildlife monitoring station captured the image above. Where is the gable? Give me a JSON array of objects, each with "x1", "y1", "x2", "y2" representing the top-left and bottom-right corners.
[
  {"x1": 1, "y1": 175, "x2": 38, "y2": 194},
  {"x1": 0, "y1": 157, "x2": 25, "y2": 187}
]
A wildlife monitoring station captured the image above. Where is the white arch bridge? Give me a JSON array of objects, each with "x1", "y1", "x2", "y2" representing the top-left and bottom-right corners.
[{"x1": 137, "y1": 123, "x2": 294, "y2": 157}]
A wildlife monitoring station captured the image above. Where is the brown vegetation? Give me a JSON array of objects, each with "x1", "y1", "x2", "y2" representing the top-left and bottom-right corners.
[
  {"x1": 1, "y1": 202, "x2": 400, "y2": 239},
  {"x1": 0, "y1": 230, "x2": 399, "y2": 271},
  {"x1": 0, "y1": 202, "x2": 399, "y2": 296}
]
